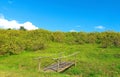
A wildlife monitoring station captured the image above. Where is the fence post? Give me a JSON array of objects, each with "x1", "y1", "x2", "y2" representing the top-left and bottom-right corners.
[
  {"x1": 74, "y1": 54, "x2": 77, "y2": 67},
  {"x1": 38, "y1": 58, "x2": 41, "y2": 72},
  {"x1": 57, "y1": 59, "x2": 60, "y2": 72}
]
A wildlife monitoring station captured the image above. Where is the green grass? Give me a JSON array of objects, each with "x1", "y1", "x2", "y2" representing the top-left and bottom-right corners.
[{"x1": 0, "y1": 43, "x2": 120, "y2": 77}]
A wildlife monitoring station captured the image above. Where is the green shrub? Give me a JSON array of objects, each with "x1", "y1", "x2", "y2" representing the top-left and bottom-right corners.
[{"x1": 51, "y1": 31, "x2": 65, "y2": 42}]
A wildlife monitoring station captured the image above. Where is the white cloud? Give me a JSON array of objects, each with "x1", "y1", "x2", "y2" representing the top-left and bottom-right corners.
[
  {"x1": 0, "y1": 15, "x2": 38, "y2": 30},
  {"x1": 70, "y1": 29, "x2": 77, "y2": 32},
  {"x1": 95, "y1": 25, "x2": 105, "y2": 29}
]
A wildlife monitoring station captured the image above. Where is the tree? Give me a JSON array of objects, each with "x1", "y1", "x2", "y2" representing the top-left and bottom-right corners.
[{"x1": 19, "y1": 26, "x2": 26, "y2": 31}]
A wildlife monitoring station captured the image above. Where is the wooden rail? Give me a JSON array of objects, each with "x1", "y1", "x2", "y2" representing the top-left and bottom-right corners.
[{"x1": 34, "y1": 52, "x2": 79, "y2": 72}]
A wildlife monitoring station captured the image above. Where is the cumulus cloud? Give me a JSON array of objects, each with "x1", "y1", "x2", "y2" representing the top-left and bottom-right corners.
[
  {"x1": 70, "y1": 29, "x2": 77, "y2": 32},
  {"x1": 95, "y1": 25, "x2": 105, "y2": 29},
  {"x1": 0, "y1": 15, "x2": 38, "y2": 30}
]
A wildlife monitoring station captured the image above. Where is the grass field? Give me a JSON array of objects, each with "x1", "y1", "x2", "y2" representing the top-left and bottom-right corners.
[{"x1": 0, "y1": 42, "x2": 120, "y2": 77}]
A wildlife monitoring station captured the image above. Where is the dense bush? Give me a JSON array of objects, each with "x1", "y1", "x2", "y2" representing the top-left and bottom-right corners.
[
  {"x1": 51, "y1": 31, "x2": 65, "y2": 42},
  {"x1": 0, "y1": 29, "x2": 47, "y2": 55},
  {"x1": 0, "y1": 29, "x2": 120, "y2": 55}
]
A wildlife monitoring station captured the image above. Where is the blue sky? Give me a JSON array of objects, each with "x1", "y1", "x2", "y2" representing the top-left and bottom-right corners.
[{"x1": 0, "y1": 0, "x2": 120, "y2": 32}]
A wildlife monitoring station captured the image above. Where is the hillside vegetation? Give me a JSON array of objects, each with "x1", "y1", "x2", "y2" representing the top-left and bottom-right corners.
[
  {"x1": 0, "y1": 29, "x2": 120, "y2": 55},
  {"x1": 0, "y1": 29, "x2": 120, "y2": 77}
]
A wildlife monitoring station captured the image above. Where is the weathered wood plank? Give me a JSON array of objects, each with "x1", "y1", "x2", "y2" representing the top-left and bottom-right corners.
[{"x1": 44, "y1": 62, "x2": 75, "y2": 72}]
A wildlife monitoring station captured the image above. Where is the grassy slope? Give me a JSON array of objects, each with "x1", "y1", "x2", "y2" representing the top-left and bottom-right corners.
[{"x1": 0, "y1": 43, "x2": 120, "y2": 77}]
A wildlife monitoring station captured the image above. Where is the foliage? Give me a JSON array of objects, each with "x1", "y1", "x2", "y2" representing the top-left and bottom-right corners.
[
  {"x1": 51, "y1": 31, "x2": 65, "y2": 42},
  {"x1": 19, "y1": 26, "x2": 26, "y2": 31},
  {"x1": 0, "y1": 29, "x2": 47, "y2": 55},
  {"x1": 0, "y1": 29, "x2": 120, "y2": 55}
]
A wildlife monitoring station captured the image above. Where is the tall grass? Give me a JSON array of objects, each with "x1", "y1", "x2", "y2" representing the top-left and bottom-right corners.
[{"x1": 0, "y1": 43, "x2": 120, "y2": 77}]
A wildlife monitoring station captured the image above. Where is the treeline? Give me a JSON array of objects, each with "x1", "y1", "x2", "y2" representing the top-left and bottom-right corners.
[{"x1": 0, "y1": 29, "x2": 120, "y2": 55}]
